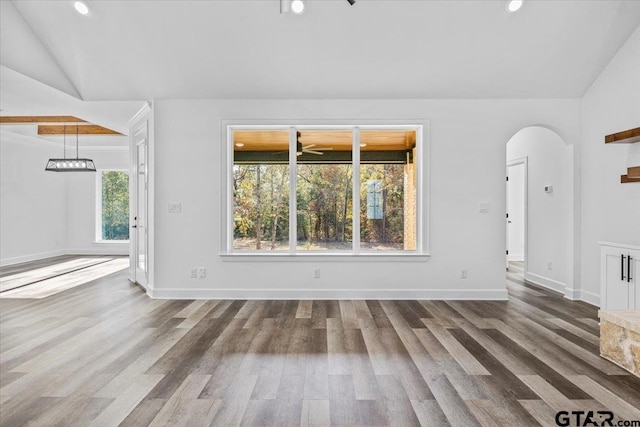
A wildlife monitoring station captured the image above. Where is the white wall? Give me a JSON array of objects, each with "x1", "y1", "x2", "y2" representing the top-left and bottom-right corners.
[
  {"x1": 149, "y1": 98, "x2": 580, "y2": 299},
  {"x1": 0, "y1": 131, "x2": 129, "y2": 265},
  {"x1": 507, "y1": 127, "x2": 572, "y2": 294},
  {"x1": 507, "y1": 162, "x2": 525, "y2": 262},
  {"x1": 66, "y1": 147, "x2": 129, "y2": 255},
  {"x1": 581, "y1": 26, "x2": 640, "y2": 306},
  {"x1": 0, "y1": 134, "x2": 66, "y2": 265}
]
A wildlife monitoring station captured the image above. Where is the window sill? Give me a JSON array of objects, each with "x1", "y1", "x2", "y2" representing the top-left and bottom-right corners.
[{"x1": 220, "y1": 252, "x2": 430, "y2": 262}]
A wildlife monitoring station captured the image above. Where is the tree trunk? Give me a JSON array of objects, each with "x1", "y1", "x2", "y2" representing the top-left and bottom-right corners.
[
  {"x1": 342, "y1": 167, "x2": 350, "y2": 242},
  {"x1": 255, "y1": 166, "x2": 262, "y2": 250},
  {"x1": 271, "y1": 166, "x2": 287, "y2": 250},
  {"x1": 382, "y1": 166, "x2": 387, "y2": 242}
]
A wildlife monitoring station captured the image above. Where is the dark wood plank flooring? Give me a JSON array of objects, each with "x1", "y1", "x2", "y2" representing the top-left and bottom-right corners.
[{"x1": 1, "y1": 260, "x2": 639, "y2": 426}]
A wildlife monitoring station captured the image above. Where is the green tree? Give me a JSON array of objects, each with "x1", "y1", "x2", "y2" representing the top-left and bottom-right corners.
[{"x1": 102, "y1": 171, "x2": 129, "y2": 240}]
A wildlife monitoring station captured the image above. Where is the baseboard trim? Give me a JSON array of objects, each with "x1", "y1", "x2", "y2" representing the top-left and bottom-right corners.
[
  {"x1": 508, "y1": 254, "x2": 524, "y2": 262},
  {"x1": 147, "y1": 288, "x2": 509, "y2": 300},
  {"x1": 0, "y1": 249, "x2": 128, "y2": 267},
  {"x1": 0, "y1": 249, "x2": 67, "y2": 267},
  {"x1": 524, "y1": 272, "x2": 567, "y2": 294},
  {"x1": 564, "y1": 288, "x2": 600, "y2": 307},
  {"x1": 66, "y1": 248, "x2": 129, "y2": 256}
]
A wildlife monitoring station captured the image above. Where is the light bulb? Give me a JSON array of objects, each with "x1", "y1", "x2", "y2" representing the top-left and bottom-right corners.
[
  {"x1": 507, "y1": 0, "x2": 523, "y2": 12},
  {"x1": 74, "y1": 1, "x2": 89, "y2": 15},
  {"x1": 291, "y1": 0, "x2": 304, "y2": 14}
]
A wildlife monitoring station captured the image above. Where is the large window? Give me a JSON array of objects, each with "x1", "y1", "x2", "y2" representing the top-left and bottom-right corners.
[
  {"x1": 97, "y1": 170, "x2": 129, "y2": 241},
  {"x1": 228, "y1": 126, "x2": 422, "y2": 254}
]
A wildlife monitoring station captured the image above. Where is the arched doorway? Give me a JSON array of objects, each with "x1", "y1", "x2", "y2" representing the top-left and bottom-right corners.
[{"x1": 506, "y1": 126, "x2": 573, "y2": 296}]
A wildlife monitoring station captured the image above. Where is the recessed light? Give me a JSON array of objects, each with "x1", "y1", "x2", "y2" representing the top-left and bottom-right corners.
[
  {"x1": 360, "y1": 143, "x2": 367, "y2": 147},
  {"x1": 506, "y1": 0, "x2": 523, "y2": 13},
  {"x1": 74, "y1": 1, "x2": 89, "y2": 15},
  {"x1": 235, "y1": 143, "x2": 245, "y2": 147},
  {"x1": 291, "y1": 0, "x2": 304, "y2": 14}
]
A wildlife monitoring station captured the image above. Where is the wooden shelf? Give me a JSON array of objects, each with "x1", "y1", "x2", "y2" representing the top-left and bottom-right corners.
[
  {"x1": 620, "y1": 166, "x2": 640, "y2": 183},
  {"x1": 621, "y1": 175, "x2": 640, "y2": 183},
  {"x1": 605, "y1": 126, "x2": 640, "y2": 144}
]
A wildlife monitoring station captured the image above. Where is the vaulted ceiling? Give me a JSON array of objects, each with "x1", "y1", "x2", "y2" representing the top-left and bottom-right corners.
[{"x1": 1, "y1": 0, "x2": 640, "y2": 128}]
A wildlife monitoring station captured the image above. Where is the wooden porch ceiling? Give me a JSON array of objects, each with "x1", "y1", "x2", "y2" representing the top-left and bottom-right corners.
[
  {"x1": 233, "y1": 129, "x2": 416, "y2": 164},
  {"x1": 233, "y1": 130, "x2": 416, "y2": 152}
]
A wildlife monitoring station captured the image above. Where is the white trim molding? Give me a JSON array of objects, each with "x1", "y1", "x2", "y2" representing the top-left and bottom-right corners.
[
  {"x1": 127, "y1": 102, "x2": 152, "y2": 129},
  {"x1": 0, "y1": 249, "x2": 67, "y2": 267},
  {"x1": 147, "y1": 287, "x2": 509, "y2": 300},
  {"x1": 524, "y1": 272, "x2": 566, "y2": 294},
  {"x1": 67, "y1": 248, "x2": 129, "y2": 256},
  {"x1": 221, "y1": 119, "x2": 430, "y2": 258},
  {"x1": 564, "y1": 288, "x2": 599, "y2": 307},
  {"x1": 0, "y1": 249, "x2": 127, "y2": 267}
]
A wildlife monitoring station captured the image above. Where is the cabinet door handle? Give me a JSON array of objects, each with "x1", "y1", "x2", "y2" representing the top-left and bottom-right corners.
[
  {"x1": 628, "y1": 256, "x2": 633, "y2": 283},
  {"x1": 622, "y1": 254, "x2": 626, "y2": 281}
]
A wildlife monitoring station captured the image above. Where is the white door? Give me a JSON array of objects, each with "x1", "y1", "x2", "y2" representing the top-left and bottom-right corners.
[
  {"x1": 134, "y1": 125, "x2": 148, "y2": 287},
  {"x1": 506, "y1": 172, "x2": 510, "y2": 270},
  {"x1": 506, "y1": 161, "x2": 526, "y2": 270}
]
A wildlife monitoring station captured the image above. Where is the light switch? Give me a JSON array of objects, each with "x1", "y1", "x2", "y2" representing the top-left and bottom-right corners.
[{"x1": 479, "y1": 203, "x2": 489, "y2": 213}]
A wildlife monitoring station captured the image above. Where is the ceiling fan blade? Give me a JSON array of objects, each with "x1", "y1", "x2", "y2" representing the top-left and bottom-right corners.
[
  {"x1": 304, "y1": 149, "x2": 324, "y2": 155},
  {"x1": 312, "y1": 147, "x2": 333, "y2": 151},
  {"x1": 303, "y1": 144, "x2": 316, "y2": 149}
]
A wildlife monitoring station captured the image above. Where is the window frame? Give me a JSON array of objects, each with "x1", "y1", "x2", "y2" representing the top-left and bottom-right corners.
[
  {"x1": 221, "y1": 120, "x2": 429, "y2": 260},
  {"x1": 95, "y1": 168, "x2": 130, "y2": 243}
]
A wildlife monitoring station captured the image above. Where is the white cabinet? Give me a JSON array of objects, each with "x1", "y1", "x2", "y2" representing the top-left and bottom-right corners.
[{"x1": 600, "y1": 242, "x2": 640, "y2": 310}]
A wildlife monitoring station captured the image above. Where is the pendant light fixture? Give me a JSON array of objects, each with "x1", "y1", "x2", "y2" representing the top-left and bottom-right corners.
[{"x1": 45, "y1": 125, "x2": 96, "y2": 172}]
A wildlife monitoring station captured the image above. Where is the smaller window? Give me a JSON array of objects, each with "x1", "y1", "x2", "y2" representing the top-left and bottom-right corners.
[{"x1": 97, "y1": 170, "x2": 130, "y2": 241}]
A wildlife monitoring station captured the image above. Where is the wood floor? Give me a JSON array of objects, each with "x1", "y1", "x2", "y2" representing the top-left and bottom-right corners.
[
  {"x1": 1, "y1": 261, "x2": 640, "y2": 426},
  {"x1": 0, "y1": 256, "x2": 129, "y2": 299}
]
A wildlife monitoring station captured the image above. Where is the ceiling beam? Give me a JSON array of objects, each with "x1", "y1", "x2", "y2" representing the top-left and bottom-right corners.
[
  {"x1": 38, "y1": 125, "x2": 122, "y2": 136},
  {"x1": 0, "y1": 116, "x2": 87, "y2": 124},
  {"x1": 605, "y1": 126, "x2": 640, "y2": 144}
]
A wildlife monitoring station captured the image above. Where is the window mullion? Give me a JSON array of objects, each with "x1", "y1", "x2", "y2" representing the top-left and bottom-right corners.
[
  {"x1": 228, "y1": 128, "x2": 234, "y2": 253},
  {"x1": 352, "y1": 127, "x2": 361, "y2": 254},
  {"x1": 289, "y1": 127, "x2": 297, "y2": 254}
]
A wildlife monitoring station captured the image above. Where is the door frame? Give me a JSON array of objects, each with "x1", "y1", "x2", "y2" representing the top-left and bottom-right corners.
[
  {"x1": 128, "y1": 103, "x2": 153, "y2": 293},
  {"x1": 506, "y1": 157, "x2": 528, "y2": 275}
]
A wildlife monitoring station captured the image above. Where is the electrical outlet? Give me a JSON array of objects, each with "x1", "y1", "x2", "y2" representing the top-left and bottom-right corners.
[
  {"x1": 189, "y1": 268, "x2": 197, "y2": 279},
  {"x1": 313, "y1": 268, "x2": 321, "y2": 279},
  {"x1": 198, "y1": 267, "x2": 206, "y2": 278},
  {"x1": 547, "y1": 261, "x2": 552, "y2": 270},
  {"x1": 461, "y1": 269, "x2": 468, "y2": 279}
]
